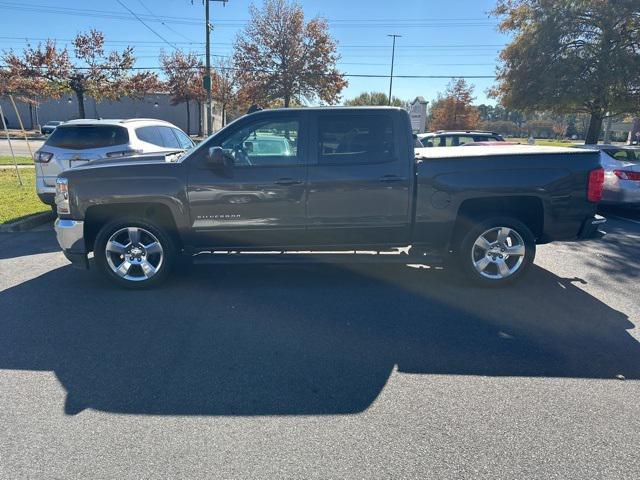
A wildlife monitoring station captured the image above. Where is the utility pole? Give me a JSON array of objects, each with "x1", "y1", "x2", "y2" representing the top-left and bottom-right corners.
[
  {"x1": 387, "y1": 34, "x2": 401, "y2": 106},
  {"x1": 203, "y1": 0, "x2": 228, "y2": 136}
]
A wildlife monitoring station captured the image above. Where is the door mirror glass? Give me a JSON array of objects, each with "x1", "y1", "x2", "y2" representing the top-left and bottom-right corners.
[{"x1": 207, "y1": 146, "x2": 232, "y2": 169}]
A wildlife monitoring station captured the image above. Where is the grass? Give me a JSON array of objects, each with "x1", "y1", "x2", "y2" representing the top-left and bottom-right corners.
[
  {"x1": 0, "y1": 169, "x2": 49, "y2": 224},
  {"x1": 0, "y1": 155, "x2": 33, "y2": 165},
  {"x1": 508, "y1": 137, "x2": 583, "y2": 147}
]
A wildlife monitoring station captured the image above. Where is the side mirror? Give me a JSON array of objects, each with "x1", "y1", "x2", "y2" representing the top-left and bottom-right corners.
[
  {"x1": 207, "y1": 146, "x2": 230, "y2": 169},
  {"x1": 244, "y1": 141, "x2": 254, "y2": 153}
]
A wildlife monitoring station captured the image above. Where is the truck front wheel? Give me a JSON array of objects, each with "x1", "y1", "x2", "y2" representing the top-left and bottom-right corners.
[
  {"x1": 457, "y1": 217, "x2": 536, "y2": 287},
  {"x1": 94, "y1": 217, "x2": 176, "y2": 289}
]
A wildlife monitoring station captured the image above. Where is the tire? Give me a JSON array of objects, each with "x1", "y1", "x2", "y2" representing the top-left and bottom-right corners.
[
  {"x1": 456, "y1": 216, "x2": 536, "y2": 287},
  {"x1": 94, "y1": 217, "x2": 176, "y2": 289}
]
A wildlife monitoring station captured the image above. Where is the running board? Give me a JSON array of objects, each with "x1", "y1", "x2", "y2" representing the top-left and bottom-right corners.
[{"x1": 191, "y1": 249, "x2": 444, "y2": 266}]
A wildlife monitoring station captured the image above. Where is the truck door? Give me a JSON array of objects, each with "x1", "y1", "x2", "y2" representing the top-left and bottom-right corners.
[
  {"x1": 306, "y1": 112, "x2": 412, "y2": 246},
  {"x1": 185, "y1": 113, "x2": 308, "y2": 248}
]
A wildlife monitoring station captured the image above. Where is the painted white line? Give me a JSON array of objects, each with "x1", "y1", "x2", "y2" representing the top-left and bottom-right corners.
[{"x1": 608, "y1": 215, "x2": 640, "y2": 225}]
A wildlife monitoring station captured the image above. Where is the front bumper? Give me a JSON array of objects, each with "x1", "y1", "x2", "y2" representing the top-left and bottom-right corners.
[
  {"x1": 54, "y1": 218, "x2": 89, "y2": 269},
  {"x1": 577, "y1": 214, "x2": 607, "y2": 240}
]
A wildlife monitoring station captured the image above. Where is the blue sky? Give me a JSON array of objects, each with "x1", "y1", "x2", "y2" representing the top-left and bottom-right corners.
[{"x1": 0, "y1": 0, "x2": 509, "y2": 105}]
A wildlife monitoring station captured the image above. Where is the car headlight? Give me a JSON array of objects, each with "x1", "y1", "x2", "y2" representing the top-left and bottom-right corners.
[{"x1": 55, "y1": 177, "x2": 70, "y2": 214}]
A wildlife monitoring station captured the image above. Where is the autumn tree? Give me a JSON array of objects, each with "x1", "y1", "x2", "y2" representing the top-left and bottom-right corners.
[
  {"x1": 344, "y1": 91, "x2": 405, "y2": 107},
  {"x1": 233, "y1": 0, "x2": 347, "y2": 107},
  {"x1": 211, "y1": 57, "x2": 244, "y2": 127},
  {"x1": 3, "y1": 30, "x2": 150, "y2": 119},
  {"x1": 491, "y1": 0, "x2": 640, "y2": 144},
  {"x1": 160, "y1": 50, "x2": 205, "y2": 135},
  {"x1": 429, "y1": 79, "x2": 480, "y2": 131}
]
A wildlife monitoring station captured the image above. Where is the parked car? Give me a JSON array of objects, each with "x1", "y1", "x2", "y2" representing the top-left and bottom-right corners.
[
  {"x1": 573, "y1": 144, "x2": 640, "y2": 206},
  {"x1": 34, "y1": 118, "x2": 195, "y2": 206},
  {"x1": 53, "y1": 107, "x2": 604, "y2": 289},
  {"x1": 418, "y1": 130, "x2": 505, "y2": 147},
  {"x1": 40, "y1": 120, "x2": 64, "y2": 135}
]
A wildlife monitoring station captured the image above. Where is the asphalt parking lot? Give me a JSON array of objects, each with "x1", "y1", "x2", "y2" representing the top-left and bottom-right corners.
[{"x1": 1, "y1": 211, "x2": 639, "y2": 479}]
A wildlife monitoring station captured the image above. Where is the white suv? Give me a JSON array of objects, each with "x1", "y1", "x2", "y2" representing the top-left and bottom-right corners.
[{"x1": 34, "y1": 118, "x2": 195, "y2": 205}]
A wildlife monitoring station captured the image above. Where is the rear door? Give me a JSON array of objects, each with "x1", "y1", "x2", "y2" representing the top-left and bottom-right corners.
[
  {"x1": 185, "y1": 113, "x2": 308, "y2": 248},
  {"x1": 305, "y1": 111, "x2": 412, "y2": 246}
]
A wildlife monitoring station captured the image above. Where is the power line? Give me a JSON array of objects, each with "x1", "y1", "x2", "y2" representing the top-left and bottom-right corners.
[
  {"x1": 0, "y1": 2, "x2": 499, "y2": 29},
  {"x1": 136, "y1": 0, "x2": 196, "y2": 44},
  {"x1": 0, "y1": 63, "x2": 495, "y2": 78},
  {"x1": 114, "y1": 0, "x2": 180, "y2": 51}
]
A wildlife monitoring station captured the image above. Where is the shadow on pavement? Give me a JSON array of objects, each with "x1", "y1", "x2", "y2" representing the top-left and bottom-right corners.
[
  {"x1": 0, "y1": 227, "x2": 58, "y2": 260},
  {"x1": 0, "y1": 261, "x2": 638, "y2": 416}
]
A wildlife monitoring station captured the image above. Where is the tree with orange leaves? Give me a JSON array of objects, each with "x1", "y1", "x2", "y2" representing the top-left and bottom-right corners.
[
  {"x1": 429, "y1": 79, "x2": 480, "y2": 131},
  {"x1": 233, "y1": 0, "x2": 347, "y2": 108}
]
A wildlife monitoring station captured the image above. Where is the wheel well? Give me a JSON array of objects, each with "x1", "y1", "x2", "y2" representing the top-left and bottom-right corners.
[
  {"x1": 84, "y1": 203, "x2": 180, "y2": 251},
  {"x1": 450, "y1": 196, "x2": 544, "y2": 249}
]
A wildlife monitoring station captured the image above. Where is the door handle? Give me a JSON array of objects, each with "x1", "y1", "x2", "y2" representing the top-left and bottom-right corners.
[
  {"x1": 379, "y1": 175, "x2": 405, "y2": 183},
  {"x1": 274, "y1": 178, "x2": 303, "y2": 186}
]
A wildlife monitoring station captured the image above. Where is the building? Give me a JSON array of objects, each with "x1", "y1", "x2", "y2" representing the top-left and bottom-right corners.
[
  {"x1": 0, "y1": 93, "x2": 222, "y2": 135},
  {"x1": 407, "y1": 97, "x2": 428, "y2": 134}
]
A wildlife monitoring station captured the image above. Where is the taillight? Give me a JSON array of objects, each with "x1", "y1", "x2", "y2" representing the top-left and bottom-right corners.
[
  {"x1": 613, "y1": 170, "x2": 640, "y2": 181},
  {"x1": 587, "y1": 168, "x2": 604, "y2": 202},
  {"x1": 34, "y1": 151, "x2": 53, "y2": 163}
]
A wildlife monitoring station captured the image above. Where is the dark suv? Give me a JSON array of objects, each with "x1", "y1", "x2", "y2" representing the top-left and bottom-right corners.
[{"x1": 418, "y1": 131, "x2": 504, "y2": 147}]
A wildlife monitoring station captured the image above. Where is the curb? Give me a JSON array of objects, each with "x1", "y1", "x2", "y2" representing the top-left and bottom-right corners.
[{"x1": 0, "y1": 211, "x2": 55, "y2": 233}]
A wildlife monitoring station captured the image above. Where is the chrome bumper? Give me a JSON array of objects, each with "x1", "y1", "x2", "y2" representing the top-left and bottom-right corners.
[
  {"x1": 55, "y1": 219, "x2": 89, "y2": 269},
  {"x1": 54, "y1": 219, "x2": 85, "y2": 252}
]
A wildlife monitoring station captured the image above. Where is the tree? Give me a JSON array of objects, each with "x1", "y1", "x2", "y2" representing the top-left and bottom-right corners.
[
  {"x1": 479, "y1": 119, "x2": 520, "y2": 137},
  {"x1": 3, "y1": 30, "x2": 149, "y2": 119},
  {"x1": 160, "y1": 50, "x2": 206, "y2": 135},
  {"x1": 233, "y1": 0, "x2": 347, "y2": 107},
  {"x1": 429, "y1": 78, "x2": 480, "y2": 131},
  {"x1": 211, "y1": 57, "x2": 244, "y2": 127},
  {"x1": 491, "y1": 0, "x2": 640, "y2": 144},
  {"x1": 344, "y1": 91, "x2": 405, "y2": 107}
]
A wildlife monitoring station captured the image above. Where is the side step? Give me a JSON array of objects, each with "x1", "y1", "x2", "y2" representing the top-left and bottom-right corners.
[{"x1": 191, "y1": 249, "x2": 444, "y2": 266}]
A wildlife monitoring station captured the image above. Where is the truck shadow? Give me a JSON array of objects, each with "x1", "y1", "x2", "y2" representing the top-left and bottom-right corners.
[{"x1": 0, "y1": 261, "x2": 638, "y2": 416}]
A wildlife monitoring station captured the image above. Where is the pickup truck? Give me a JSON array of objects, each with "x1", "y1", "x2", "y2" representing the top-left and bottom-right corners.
[{"x1": 54, "y1": 107, "x2": 605, "y2": 289}]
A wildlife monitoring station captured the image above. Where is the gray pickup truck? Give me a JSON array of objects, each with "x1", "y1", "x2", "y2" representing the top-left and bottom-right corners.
[{"x1": 54, "y1": 107, "x2": 605, "y2": 288}]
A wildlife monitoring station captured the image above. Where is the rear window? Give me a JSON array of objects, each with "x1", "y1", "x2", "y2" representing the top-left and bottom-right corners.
[
  {"x1": 604, "y1": 149, "x2": 639, "y2": 163},
  {"x1": 46, "y1": 125, "x2": 129, "y2": 150}
]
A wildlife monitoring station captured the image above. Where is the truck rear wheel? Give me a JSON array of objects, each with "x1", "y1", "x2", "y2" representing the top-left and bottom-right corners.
[
  {"x1": 457, "y1": 217, "x2": 536, "y2": 287},
  {"x1": 94, "y1": 217, "x2": 176, "y2": 289}
]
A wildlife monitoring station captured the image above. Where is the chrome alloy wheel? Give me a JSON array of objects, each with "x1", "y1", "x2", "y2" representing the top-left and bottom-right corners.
[
  {"x1": 105, "y1": 227, "x2": 164, "y2": 282},
  {"x1": 471, "y1": 226, "x2": 526, "y2": 280}
]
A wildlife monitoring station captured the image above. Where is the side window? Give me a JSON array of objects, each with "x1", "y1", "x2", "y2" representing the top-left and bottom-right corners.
[
  {"x1": 444, "y1": 136, "x2": 456, "y2": 146},
  {"x1": 220, "y1": 118, "x2": 300, "y2": 167},
  {"x1": 173, "y1": 129, "x2": 194, "y2": 149},
  {"x1": 434, "y1": 136, "x2": 447, "y2": 147},
  {"x1": 457, "y1": 136, "x2": 476, "y2": 145},
  {"x1": 135, "y1": 126, "x2": 164, "y2": 147},
  {"x1": 318, "y1": 115, "x2": 395, "y2": 165},
  {"x1": 158, "y1": 126, "x2": 181, "y2": 149}
]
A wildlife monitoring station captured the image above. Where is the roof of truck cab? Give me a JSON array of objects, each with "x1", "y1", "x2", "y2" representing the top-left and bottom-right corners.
[
  {"x1": 415, "y1": 145, "x2": 596, "y2": 159},
  {"x1": 246, "y1": 106, "x2": 406, "y2": 114}
]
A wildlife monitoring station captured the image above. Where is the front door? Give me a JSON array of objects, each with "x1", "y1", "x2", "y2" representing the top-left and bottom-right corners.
[{"x1": 186, "y1": 115, "x2": 307, "y2": 248}]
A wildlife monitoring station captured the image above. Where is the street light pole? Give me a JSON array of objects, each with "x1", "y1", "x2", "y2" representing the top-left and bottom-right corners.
[
  {"x1": 387, "y1": 34, "x2": 401, "y2": 106},
  {"x1": 203, "y1": 0, "x2": 228, "y2": 136}
]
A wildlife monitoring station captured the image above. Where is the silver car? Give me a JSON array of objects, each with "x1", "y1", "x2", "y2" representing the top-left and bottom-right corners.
[
  {"x1": 574, "y1": 144, "x2": 640, "y2": 206},
  {"x1": 34, "y1": 118, "x2": 195, "y2": 205}
]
